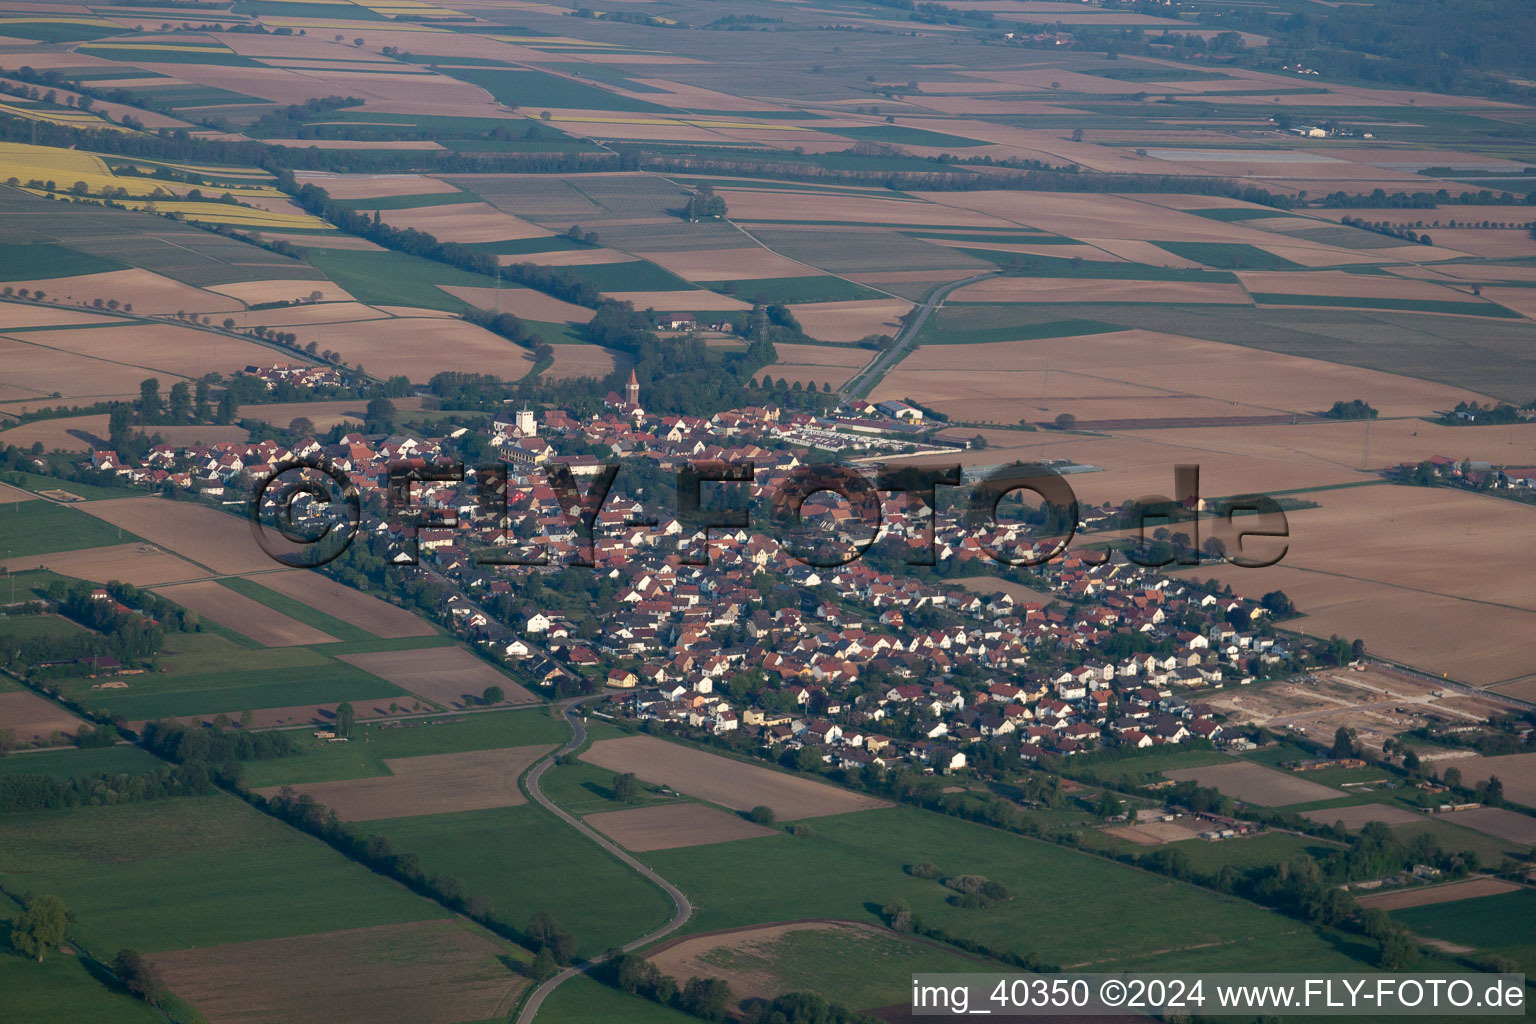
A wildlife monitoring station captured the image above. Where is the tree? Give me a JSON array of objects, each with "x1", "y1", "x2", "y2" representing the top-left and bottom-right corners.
[
  {"x1": 1332, "y1": 726, "x2": 1359, "y2": 760},
  {"x1": 1053, "y1": 412, "x2": 1076, "y2": 430},
  {"x1": 334, "y1": 701, "x2": 355, "y2": 737},
  {"x1": 287, "y1": 416, "x2": 316, "y2": 438},
  {"x1": 1482, "y1": 775, "x2": 1505, "y2": 806},
  {"x1": 681, "y1": 977, "x2": 733, "y2": 1022},
  {"x1": 482, "y1": 685, "x2": 505, "y2": 705},
  {"x1": 748, "y1": 804, "x2": 775, "y2": 825},
  {"x1": 612, "y1": 772, "x2": 639, "y2": 804},
  {"x1": 1443, "y1": 766, "x2": 1462, "y2": 789},
  {"x1": 530, "y1": 947, "x2": 559, "y2": 982},
  {"x1": 168, "y1": 381, "x2": 192, "y2": 421},
  {"x1": 138, "y1": 377, "x2": 163, "y2": 420},
  {"x1": 11, "y1": 894, "x2": 68, "y2": 962},
  {"x1": 1377, "y1": 930, "x2": 1419, "y2": 970},
  {"x1": 1402, "y1": 748, "x2": 1420, "y2": 772},
  {"x1": 1096, "y1": 789, "x2": 1123, "y2": 818},
  {"x1": 112, "y1": 948, "x2": 164, "y2": 1003},
  {"x1": 365, "y1": 397, "x2": 396, "y2": 431}
]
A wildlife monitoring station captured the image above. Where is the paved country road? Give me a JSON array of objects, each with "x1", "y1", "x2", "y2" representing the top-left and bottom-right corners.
[
  {"x1": 515, "y1": 698, "x2": 693, "y2": 1024},
  {"x1": 839, "y1": 269, "x2": 999, "y2": 400}
]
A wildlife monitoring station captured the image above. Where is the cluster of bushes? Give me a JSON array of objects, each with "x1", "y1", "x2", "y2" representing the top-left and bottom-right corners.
[{"x1": 943, "y1": 873, "x2": 1013, "y2": 909}]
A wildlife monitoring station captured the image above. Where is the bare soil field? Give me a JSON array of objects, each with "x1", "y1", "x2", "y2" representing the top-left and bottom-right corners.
[
  {"x1": 238, "y1": 396, "x2": 424, "y2": 431},
  {"x1": 767, "y1": 342, "x2": 871, "y2": 387},
  {"x1": 254, "y1": 745, "x2": 552, "y2": 821},
  {"x1": 647, "y1": 921, "x2": 933, "y2": 1007},
  {"x1": 1437, "y1": 807, "x2": 1536, "y2": 846},
  {"x1": 940, "y1": 280, "x2": 1253, "y2": 308},
  {"x1": 30, "y1": 322, "x2": 308, "y2": 387},
  {"x1": 439, "y1": 285, "x2": 591, "y2": 323},
  {"x1": 153, "y1": 580, "x2": 338, "y2": 646},
  {"x1": 257, "y1": 571, "x2": 436, "y2": 639},
  {"x1": 294, "y1": 172, "x2": 460, "y2": 200},
  {"x1": 5, "y1": 269, "x2": 242, "y2": 314},
  {"x1": 0, "y1": 305, "x2": 123, "y2": 330},
  {"x1": 882, "y1": 329, "x2": 1492, "y2": 421},
  {"x1": 0, "y1": 690, "x2": 87, "y2": 744},
  {"x1": 380, "y1": 202, "x2": 550, "y2": 243},
  {"x1": 787, "y1": 299, "x2": 912, "y2": 342},
  {"x1": 637, "y1": 247, "x2": 817, "y2": 281},
  {"x1": 0, "y1": 336, "x2": 171, "y2": 405},
  {"x1": 545, "y1": 344, "x2": 629, "y2": 380},
  {"x1": 1187, "y1": 487, "x2": 1536, "y2": 686},
  {"x1": 0, "y1": 414, "x2": 247, "y2": 452},
  {"x1": 149, "y1": 920, "x2": 524, "y2": 1024},
  {"x1": 1164, "y1": 761, "x2": 1343, "y2": 806},
  {"x1": 1446, "y1": 753, "x2": 1536, "y2": 810},
  {"x1": 206, "y1": 280, "x2": 354, "y2": 305},
  {"x1": 581, "y1": 735, "x2": 891, "y2": 820},
  {"x1": 583, "y1": 802, "x2": 780, "y2": 851},
  {"x1": 0, "y1": 481, "x2": 35, "y2": 502},
  {"x1": 1301, "y1": 804, "x2": 1423, "y2": 830},
  {"x1": 1355, "y1": 877, "x2": 1520, "y2": 911},
  {"x1": 0, "y1": 543, "x2": 208, "y2": 586},
  {"x1": 601, "y1": 289, "x2": 752, "y2": 312},
  {"x1": 1203, "y1": 564, "x2": 1536, "y2": 689},
  {"x1": 927, "y1": 191, "x2": 1328, "y2": 245},
  {"x1": 283, "y1": 317, "x2": 535, "y2": 381},
  {"x1": 81, "y1": 498, "x2": 282, "y2": 575},
  {"x1": 336, "y1": 647, "x2": 535, "y2": 708},
  {"x1": 1103, "y1": 819, "x2": 1205, "y2": 845}
]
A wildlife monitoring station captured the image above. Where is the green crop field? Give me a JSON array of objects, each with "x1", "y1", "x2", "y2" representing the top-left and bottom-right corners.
[
  {"x1": 0, "y1": 796, "x2": 444, "y2": 952},
  {"x1": 0, "y1": 243, "x2": 125, "y2": 282},
  {"x1": 1153, "y1": 242, "x2": 1306, "y2": 270},
  {"x1": 0, "y1": 21, "x2": 131, "y2": 42},
  {"x1": 329, "y1": 191, "x2": 479, "y2": 212},
  {"x1": 560, "y1": 260, "x2": 697, "y2": 294},
  {"x1": 58, "y1": 640, "x2": 405, "y2": 722},
  {"x1": 0, "y1": 900, "x2": 163, "y2": 1024},
  {"x1": 0, "y1": 745, "x2": 160, "y2": 779},
  {"x1": 953, "y1": 249, "x2": 1241, "y2": 282},
  {"x1": 835, "y1": 125, "x2": 987, "y2": 148},
  {"x1": 367, "y1": 803, "x2": 674, "y2": 957},
  {"x1": 0, "y1": 472, "x2": 136, "y2": 502},
  {"x1": 238, "y1": 707, "x2": 568, "y2": 788},
  {"x1": 443, "y1": 68, "x2": 674, "y2": 114},
  {"x1": 915, "y1": 309, "x2": 1120, "y2": 345},
  {"x1": 705, "y1": 276, "x2": 883, "y2": 304},
  {"x1": 1392, "y1": 888, "x2": 1536, "y2": 952},
  {"x1": 1250, "y1": 293, "x2": 1522, "y2": 318},
  {"x1": 219, "y1": 577, "x2": 377, "y2": 643},
  {"x1": 0, "y1": 502, "x2": 137, "y2": 558},
  {"x1": 536, "y1": 975, "x2": 699, "y2": 1024},
  {"x1": 641, "y1": 806, "x2": 1373, "y2": 973},
  {"x1": 72, "y1": 46, "x2": 262, "y2": 67},
  {"x1": 1070, "y1": 746, "x2": 1232, "y2": 785},
  {"x1": 536, "y1": 757, "x2": 680, "y2": 817},
  {"x1": 306, "y1": 249, "x2": 489, "y2": 311},
  {"x1": 0, "y1": 614, "x2": 89, "y2": 642}
]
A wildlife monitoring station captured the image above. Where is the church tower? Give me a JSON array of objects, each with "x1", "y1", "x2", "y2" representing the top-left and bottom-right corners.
[{"x1": 625, "y1": 368, "x2": 640, "y2": 407}]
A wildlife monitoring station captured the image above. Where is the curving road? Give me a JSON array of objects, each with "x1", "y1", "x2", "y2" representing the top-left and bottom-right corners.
[
  {"x1": 839, "y1": 269, "x2": 999, "y2": 400},
  {"x1": 514, "y1": 698, "x2": 693, "y2": 1024}
]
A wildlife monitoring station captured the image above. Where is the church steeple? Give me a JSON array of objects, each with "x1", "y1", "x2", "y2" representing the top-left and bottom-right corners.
[{"x1": 625, "y1": 368, "x2": 639, "y2": 406}]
